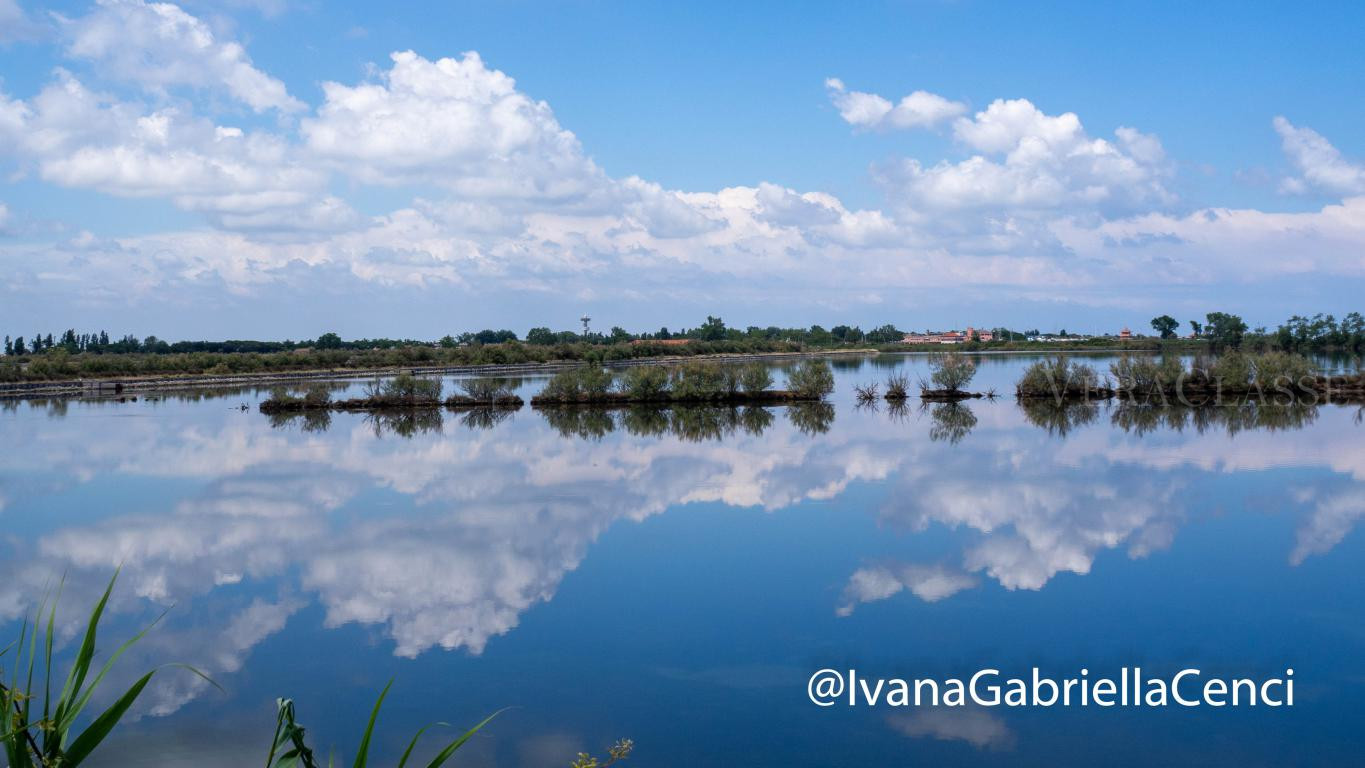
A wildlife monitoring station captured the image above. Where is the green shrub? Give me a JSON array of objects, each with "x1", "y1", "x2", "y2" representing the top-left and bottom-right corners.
[
  {"x1": 539, "y1": 366, "x2": 613, "y2": 400},
  {"x1": 1252, "y1": 351, "x2": 1314, "y2": 388},
  {"x1": 459, "y1": 377, "x2": 516, "y2": 400},
  {"x1": 1208, "y1": 351, "x2": 1252, "y2": 389},
  {"x1": 720, "y1": 365, "x2": 743, "y2": 395},
  {"x1": 619, "y1": 366, "x2": 671, "y2": 399},
  {"x1": 1016, "y1": 356, "x2": 1100, "y2": 395},
  {"x1": 302, "y1": 384, "x2": 332, "y2": 406},
  {"x1": 1110, "y1": 355, "x2": 1183, "y2": 392},
  {"x1": 267, "y1": 386, "x2": 299, "y2": 405},
  {"x1": 670, "y1": 362, "x2": 727, "y2": 399},
  {"x1": 927, "y1": 352, "x2": 977, "y2": 391},
  {"x1": 739, "y1": 363, "x2": 773, "y2": 393},
  {"x1": 580, "y1": 366, "x2": 613, "y2": 396},
  {"x1": 540, "y1": 368, "x2": 584, "y2": 399},
  {"x1": 786, "y1": 358, "x2": 835, "y2": 398},
  {"x1": 382, "y1": 373, "x2": 442, "y2": 400}
]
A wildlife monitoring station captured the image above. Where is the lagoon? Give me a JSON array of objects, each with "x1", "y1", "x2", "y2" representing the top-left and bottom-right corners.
[{"x1": 2, "y1": 353, "x2": 1363, "y2": 766}]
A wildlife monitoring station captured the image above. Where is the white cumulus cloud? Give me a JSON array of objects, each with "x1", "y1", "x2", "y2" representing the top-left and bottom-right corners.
[
  {"x1": 0, "y1": 72, "x2": 349, "y2": 235},
  {"x1": 59, "y1": 0, "x2": 303, "y2": 113},
  {"x1": 1274, "y1": 115, "x2": 1365, "y2": 196},
  {"x1": 303, "y1": 50, "x2": 606, "y2": 204},
  {"x1": 877, "y1": 97, "x2": 1174, "y2": 217},
  {"x1": 825, "y1": 77, "x2": 966, "y2": 130}
]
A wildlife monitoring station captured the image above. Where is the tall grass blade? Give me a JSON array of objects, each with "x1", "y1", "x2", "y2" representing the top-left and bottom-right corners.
[
  {"x1": 55, "y1": 570, "x2": 119, "y2": 735},
  {"x1": 395, "y1": 723, "x2": 439, "y2": 768},
  {"x1": 58, "y1": 608, "x2": 169, "y2": 738},
  {"x1": 351, "y1": 679, "x2": 393, "y2": 768},
  {"x1": 61, "y1": 670, "x2": 153, "y2": 765},
  {"x1": 423, "y1": 709, "x2": 503, "y2": 768}
]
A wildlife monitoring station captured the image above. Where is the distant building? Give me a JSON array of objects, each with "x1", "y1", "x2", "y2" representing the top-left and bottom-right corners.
[
  {"x1": 632, "y1": 338, "x2": 691, "y2": 346},
  {"x1": 901, "y1": 327, "x2": 994, "y2": 344},
  {"x1": 1119, "y1": 327, "x2": 1133, "y2": 340}
]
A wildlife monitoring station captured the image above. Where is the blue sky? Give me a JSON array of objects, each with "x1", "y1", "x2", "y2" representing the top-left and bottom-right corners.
[{"x1": 2, "y1": 0, "x2": 1364, "y2": 339}]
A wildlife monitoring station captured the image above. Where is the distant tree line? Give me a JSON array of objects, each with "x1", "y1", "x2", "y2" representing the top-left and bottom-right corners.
[
  {"x1": 1141, "y1": 310, "x2": 1365, "y2": 352},
  {"x1": 3, "y1": 311, "x2": 1361, "y2": 384},
  {"x1": 1273, "y1": 312, "x2": 1365, "y2": 352},
  {"x1": 3, "y1": 317, "x2": 911, "y2": 359}
]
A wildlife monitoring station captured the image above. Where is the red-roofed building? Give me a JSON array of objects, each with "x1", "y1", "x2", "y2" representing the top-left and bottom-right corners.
[{"x1": 901, "y1": 327, "x2": 994, "y2": 344}]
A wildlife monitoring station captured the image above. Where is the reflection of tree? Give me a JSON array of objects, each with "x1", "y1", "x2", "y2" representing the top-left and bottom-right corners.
[
  {"x1": 1110, "y1": 402, "x2": 1319, "y2": 436},
  {"x1": 366, "y1": 409, "x2": 443, "y2": 438},
  {"x1": 620, "y1": 406, "x2": 670, "y2": 437},
  {"x1": 1020, "y1": 400, "x2": 1099, "y2": 437},
  {"x1": 926, "y1": 402, "x2": 977, "y2": 444},
  {"x1": 885, "y1": 400, "x2": 911, "y2": 423},
  {"x1": 739, "y1": 406, "x2": 774, "y2": 436},
  {"x1": 1111, "y1": 404, "x2": 1189, "y2": 436},
  {"x1": 459, "y1": 407, "x2": 515, "y2": 431},
  {"x1": 557, "y1": 405, "x2": 779, "y2": 442},
  {"x1": 541, "y1": 407, "x2": 616, "y2": 440},
  {"x1": 788, "y1": 402, "x2": 835, "y2": 435},
  {"x1": 669, "y1": 406, "x2": 737, "y2": 442},
  {"x1": 25, "y1": 398, "x2": 70, "y2": 418},
  {"x1": 268, "y1": 409, "x2": 333, "y2": 433}
]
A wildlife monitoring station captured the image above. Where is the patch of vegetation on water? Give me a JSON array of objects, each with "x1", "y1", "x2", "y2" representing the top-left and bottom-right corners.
[
  {"x1": 1015, "y1": 356, "x2": 1110, "y2": 400},
  {"x1": 260, "y1": 374, "x2": 523, "y2": 413},
  {"x1": 917, "y1": 352, "x2": 989, "y2": 400},
  {"x1": 530, "y1": 359, "x2": 832, "y2": 405}
]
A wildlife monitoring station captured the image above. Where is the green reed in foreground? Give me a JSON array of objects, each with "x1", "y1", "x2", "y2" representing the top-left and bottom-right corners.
[
  {"x1": 5, "y1": 572, "x2": 624, "y2": 768},
  {"x1": 1, "y1": 571, "x2": 214, "y2": 768},
  {"x1": 266, "y1": 681, "x2": 500, "y2": 768}
]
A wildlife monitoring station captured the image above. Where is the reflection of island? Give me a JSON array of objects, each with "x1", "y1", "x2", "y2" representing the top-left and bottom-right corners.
[
  {"x1": 1019, "y1": 400, "x2": 1099, "y2": 436},
  {"x1": 539, "y1": 404, "x2": 830, "y2": 441},
  {"x1": 1110, "y1": 401, "x2": 1318, "y2": 435},
  {"x1": 926, "y1": 402, "x2": 977, "y2": 444},
  {"x1": 1018, "y1": 400, "x2": 1326, "y2": 436}
]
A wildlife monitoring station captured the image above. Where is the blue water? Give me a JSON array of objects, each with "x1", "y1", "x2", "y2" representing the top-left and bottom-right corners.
[{"x1": 1, "y1": 353, "x2": 1362, "y2": 766}]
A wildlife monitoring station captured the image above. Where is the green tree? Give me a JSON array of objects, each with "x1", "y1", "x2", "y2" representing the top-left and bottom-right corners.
[
  {"x1": 471, "y1": 329, "x2": 517, "y2": 344},
  {"x1": 13, "y1": 335, "x2": 25, "y2": 355},
  {"x1": 864, "y1": 324, "x2": 903, "y2": 343},
  {"x1": 314, "y1": 332, "x2": 344, "y2": 349},
  {"x1": 524, "y1": 327, "x2": 554, "y2": 345},
  {"x1": 1189, "y1": 319, "x2": 1202, "y2": 337},
  {"x1": 1205, "y1": 312, "x2": 1248, "y2": 349},
  {"x1": 696, "y1": 315, "x2": 727, "y2": 341},
  {"x1": 1151, "y1": 315, "x2": 1179, "y2": 339}
]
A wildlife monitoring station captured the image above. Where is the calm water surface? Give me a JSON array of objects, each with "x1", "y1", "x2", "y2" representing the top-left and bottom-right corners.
[{"x1": 2, "y1": 353, "x2": 1363, "y2": 766}]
